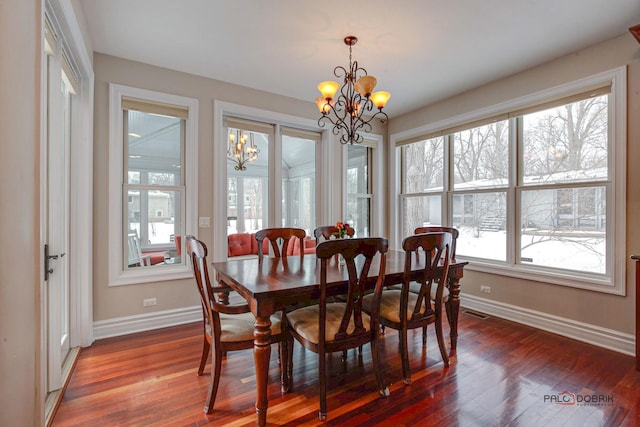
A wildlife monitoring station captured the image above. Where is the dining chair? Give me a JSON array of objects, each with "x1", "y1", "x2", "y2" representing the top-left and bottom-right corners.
[
  {"x1": 313, "y1": 225, "x2": 355, "y2": 242},
  {"x1": 386, "y1": 226, "x2": 459, "y2": 342},
  {"x1": 314, "y1": 224, "x2": 358, "y2": 351},
  {"x1": 185, "y1": 235, "x2": 291, "y2": 414},
  {"x1": 414, "y1": 226, "x2": 458, "y2": 340},
  {"x1": 364, "y1": 232, "x2": 452, "y2": 385},
  {"x1": 255, "y1": 227, "x2": 306, "y2": 259},
  {"x1": 285, "y1": 237, "x2": 390, "y2": 420}
]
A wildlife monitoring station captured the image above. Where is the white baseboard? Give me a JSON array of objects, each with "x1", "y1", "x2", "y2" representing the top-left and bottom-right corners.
[
  {"x1": 93, "y1": 306, "x2": 202, "y2": 340},
  {"x1": 92, "y1": 298, "x2": 636, "y2": 357},
  {"x1": 461, "y1": 294, "x2": 635, "y2": 356}
]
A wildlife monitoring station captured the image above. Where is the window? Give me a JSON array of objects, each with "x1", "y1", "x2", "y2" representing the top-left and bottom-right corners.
[
  {"x1": 519, "y1": 94, "x2": 609, "y2": 274},
  {"x1": 109, "y1": 84, "x2": 198, "y2": 285},
  {"x1": 347, "y1": 143, "x2": 375, "y2": 237},
  {"x1": 124, "y1": 102, "x2": 184, "y2": 263},
  {"x1": 225, "y1": 117, "x2": 320, "y2": 238},
  {"x1": 396, "y1": 69, "x2": 625, "y2": 293},
  {"x1": 451, "y1": 120, "x2": 509, "y2": 261},
  {"x1": 282, "y1": 127, "x2": 318, "y2": 234},
  {"x1": 226, "y1": 119, "x2": 271, "y2": 234},
  {"x1": 400, "y1": 136, "x2": 444, "y2": 237}
]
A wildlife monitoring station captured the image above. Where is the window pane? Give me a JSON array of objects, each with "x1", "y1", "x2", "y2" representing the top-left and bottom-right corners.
[
  {"x1": 282, "y1": 134, "x2": 316, "y2": 234},
  {"x1": 347, "y1": 144, "x2": 369, "y2": 194},
  {"x1": 401, "y1": 137, "x2": 443, "y2": 193},
  {"x1": 522, "y1": 95, "x2": 608, "y2": 185},
  {"x1": 452, "y1": 192, "x2": 506, "y2": 261},
  {"x1": 126, "y1": 110, "x2": 182, "y2": 185},
  {"x1": 126, "y1": 189, "x2": 183, "y2": 268},
  {"x1": 347, "y1": 144, "x2": 372, "y2": 236},
  {"x1": 227, "y1": 129, "x2": 269, "y2": 234},
  {"x1": 402, "y1": 195, "x2": 442, "y2": 238},
  {"x1": 520, "y1": 187, "x2": 606, "y2": 273},
  {"x1": 242, "y1": 177, "x2": 266, "y2": 233},
  {"x1": 347, "y1": 196, "x2": 370, "y2": 237},
  {"x1": 453, "y1": 121, "x2": 508, "y2": 189}
]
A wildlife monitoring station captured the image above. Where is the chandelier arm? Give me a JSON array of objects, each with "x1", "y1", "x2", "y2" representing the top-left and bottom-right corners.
[
  {"x1": 333, "y1": 65, "x2": 348, "y2": 80},
  {"x1": 371, "y1": 109, "x2": 389, "y2": 124}
]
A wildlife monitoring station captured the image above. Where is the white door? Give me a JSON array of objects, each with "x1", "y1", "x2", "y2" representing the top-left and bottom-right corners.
[{"x1": 44, "y1": 41, "x2": 72, "y2": 393}]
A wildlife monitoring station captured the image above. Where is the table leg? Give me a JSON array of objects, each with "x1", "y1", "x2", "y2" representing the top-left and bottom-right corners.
[
  {"x1": 254, "y1": 315, "x2": 272, "y2": 427},
  {"x1": 446, "y1": 274, "x2": 462, "y2": 360}
]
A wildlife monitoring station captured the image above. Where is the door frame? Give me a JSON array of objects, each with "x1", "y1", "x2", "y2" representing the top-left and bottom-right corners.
[{"x1": 39, "y1": 0, "x2": 94, "y2": 421}]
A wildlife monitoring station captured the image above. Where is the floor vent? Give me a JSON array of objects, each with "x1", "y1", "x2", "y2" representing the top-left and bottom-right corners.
[{"x1": 463, "y1": 309, "x2": 489, "y2": 319}]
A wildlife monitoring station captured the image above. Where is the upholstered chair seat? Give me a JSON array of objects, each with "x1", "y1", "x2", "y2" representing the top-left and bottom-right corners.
[
  {"x1": 286, "y1": 304, "x2": 372, "y2": 344},
  {"x1": 365, "y1": 290, "x2": 435, "y2": 324},
  {"x1": 217, "y1": 312, "x2": 283, "y2": 342}
]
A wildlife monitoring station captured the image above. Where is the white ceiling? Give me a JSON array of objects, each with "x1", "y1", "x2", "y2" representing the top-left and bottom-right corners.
[{"x1": 78, "y1": 0, "x2": 640, "y2": 118}]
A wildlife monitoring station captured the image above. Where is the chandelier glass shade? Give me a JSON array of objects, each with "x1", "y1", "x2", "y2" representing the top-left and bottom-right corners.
[
  {"x1": 227, "y1": 129, "x2": 259, "y2": 171},
  {"x1": 316, "y1": 36, "x2": 390, "y2": 145}
]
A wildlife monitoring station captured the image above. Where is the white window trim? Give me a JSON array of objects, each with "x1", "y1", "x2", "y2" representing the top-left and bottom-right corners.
[
  {"x1": 390, "y1": 67, "x2": 626, "y2": 295},
  {"x1": 108, "y1": 84, "x2": 198, "y2": 286}
]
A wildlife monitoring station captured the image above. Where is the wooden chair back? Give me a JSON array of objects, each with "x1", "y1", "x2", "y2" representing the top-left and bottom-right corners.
[
  {"x1": 402, "y1": 232, "x2": 452, "y2": 323},
  {"x1": 414, "y1": 226, "x2": 458, "y2": 262},
  {"x1": 316, "y1": 237, "x2": 388, "y2": 348},
  {"x1": 313, "y1": 225, "x2": 355, "y2": 242},
  {"x1": 186, "y1": 236, "x2": 250, "y2": 328},
  {"x1": 255, "y1": 227, "x2": 306, "y2": 259}
]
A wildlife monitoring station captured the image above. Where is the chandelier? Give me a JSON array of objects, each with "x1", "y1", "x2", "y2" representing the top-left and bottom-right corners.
[
  {"x1": 315, "y1": 36, "x2": 390, "y2": 145},
  {"x1": 227, "y1": 129, "x2": 259, "y2": 171}
]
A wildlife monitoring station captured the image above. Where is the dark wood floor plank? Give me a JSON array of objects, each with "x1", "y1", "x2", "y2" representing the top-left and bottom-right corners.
[{"x1": 52, "y1": 312, "x2": 639, "y2": 426}]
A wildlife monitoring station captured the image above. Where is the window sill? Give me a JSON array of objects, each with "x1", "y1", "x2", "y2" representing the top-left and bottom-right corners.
[
  {"x1": 460, "y1": 257, "x2": 623, "y2": 295},
  {"x1": 109, "y1": 263, "x2": 192, "y2": 286}
]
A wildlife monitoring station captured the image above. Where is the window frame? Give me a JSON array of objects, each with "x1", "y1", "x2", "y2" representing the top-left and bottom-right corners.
[
  {"x1": 213, "y1": 101, "x2": 325, "y2": 262},
  {"x1": 281, "y1": 126, "x2": 320, "y2": 233},
  {"x1": 108, "y1": 84, "x2": 198, "y2": 286},
  {"x1": 390, "y1": 67, "x2": 626, "y2": 295},
  {"x1": 344, "y1": 135, "x2": 384, "y2": 238}
]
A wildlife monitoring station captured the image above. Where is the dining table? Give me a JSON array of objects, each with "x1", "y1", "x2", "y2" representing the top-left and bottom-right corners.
[{"x1": 213, "y1": 250, "x2": 467, "y2": 426}]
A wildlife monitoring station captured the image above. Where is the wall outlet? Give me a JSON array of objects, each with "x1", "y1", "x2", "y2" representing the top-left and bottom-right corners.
[
  {"x1": 199, "y1": 216, "x2": 210, "y2": 228},
  {"x1": 480, "y1": 285, "x2": 492, "y2": 294},
  {"x1": 143, "y1": 297, "x2": 157, "y2": 307}
]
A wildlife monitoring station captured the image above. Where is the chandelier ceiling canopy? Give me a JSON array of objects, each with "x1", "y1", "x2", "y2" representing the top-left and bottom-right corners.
[{"x1": 315, "y1": 36, "x2": 390, "y2": 145}]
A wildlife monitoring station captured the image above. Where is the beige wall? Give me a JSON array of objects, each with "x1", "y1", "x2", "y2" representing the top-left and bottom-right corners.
[
  {"x1": 93, "y1": 35, "x2": 637, "y2": 335},
  {"x1": 389, "y1": 33, "x2": 640, "y2": 334},
  {"x1": 92, "y1": 54, "x2": 323, "y2": 321},
  {"x1": 0, "y1": 0, "x2": 42, "y2": 424}
]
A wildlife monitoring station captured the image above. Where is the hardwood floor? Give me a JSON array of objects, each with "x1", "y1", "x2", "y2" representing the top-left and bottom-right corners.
[{"x1": 52, "y1": 311, "x2": 639, "y2": 426}]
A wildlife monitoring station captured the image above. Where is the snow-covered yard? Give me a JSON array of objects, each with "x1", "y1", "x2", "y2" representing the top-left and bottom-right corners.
[{"x1": 457, "y1": 226, "x2": 605, "y2": 273}]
